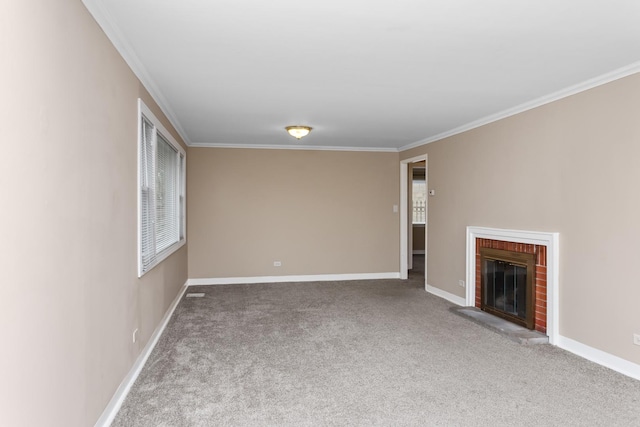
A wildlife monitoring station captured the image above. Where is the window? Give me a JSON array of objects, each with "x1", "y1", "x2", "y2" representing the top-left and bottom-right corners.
[
  {"x1": 138, "y1": 99, "x2": 186, "y2": 277},
  {"x1": 412, "y1": 175, "x2": 426, "y2": 224}
]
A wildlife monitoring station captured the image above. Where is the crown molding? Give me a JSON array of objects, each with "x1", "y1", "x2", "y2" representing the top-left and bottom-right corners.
[
  {"x1": 80, "y1": 0, "x2": 640, "y2": 154},
  {"x1": 188, "y1": 142, "x2": 399, "y2": 153},
  {"x1": 81, "y1": 0, "x2": 192, "y2": 145},
  {"x1": 400, "y1": 61, "x2": 640, "y2": 152}
]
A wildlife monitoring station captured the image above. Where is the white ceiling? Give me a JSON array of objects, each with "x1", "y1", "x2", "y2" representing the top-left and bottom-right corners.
[{"x1": 84, "y1": 0, "x2": 640, "y2": 151}]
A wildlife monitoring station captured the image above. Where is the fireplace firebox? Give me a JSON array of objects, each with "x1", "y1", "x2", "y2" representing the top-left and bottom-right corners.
[{"x1": 480, "y1": 247, "x2": 536, "y2": 329}]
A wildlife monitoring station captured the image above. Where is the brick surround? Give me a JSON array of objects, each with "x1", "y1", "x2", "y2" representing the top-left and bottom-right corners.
[{"x1": 475, "y1": 238, "x2": 547, "y2": 333}]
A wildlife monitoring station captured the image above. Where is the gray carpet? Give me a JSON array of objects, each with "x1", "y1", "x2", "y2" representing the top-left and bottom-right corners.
[{"x1": 113, "y1": 258, "x2": 640, "y2": 426}]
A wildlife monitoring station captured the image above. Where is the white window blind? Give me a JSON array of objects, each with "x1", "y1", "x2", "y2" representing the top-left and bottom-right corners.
[
  {"x1": 138, "y1": 100, "x2": 186, "y2": 277},
  {"x1": 155, "y1": 134, "x2": 179, "y2": 252},
  {"x1": 140, "y1": 117, "x2": 156, "y2": 270}
]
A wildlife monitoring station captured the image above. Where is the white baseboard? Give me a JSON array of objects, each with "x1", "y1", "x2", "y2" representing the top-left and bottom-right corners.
[
  {"x1": 438, "y1": 288, "x2": 640, "y2": 381},
  {"x1": 95, "y1": 282, "x2": 188, "y2": 427},
  {"x1": 426, "y1": 284, "x2": 466, "y2": 306},
  {"x1": 556, "y1": 335, "x2": 640, "y2": 381},
  {"x1": 188, "y1": 272, "x2": 401, "y2": 286}
]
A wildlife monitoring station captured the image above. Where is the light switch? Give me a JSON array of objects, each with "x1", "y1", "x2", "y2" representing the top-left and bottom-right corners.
[
  {"x1": 393, "y1": 204, "x2": 398, "y2": 213},
  {"x1": 428, "y1": 189, "x2": 436, "y2": 196}
]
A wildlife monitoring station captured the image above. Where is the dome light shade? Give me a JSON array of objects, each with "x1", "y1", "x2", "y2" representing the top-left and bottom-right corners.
[{"x1": 285, "y1": 125, "x2": 312, "y2": 140}]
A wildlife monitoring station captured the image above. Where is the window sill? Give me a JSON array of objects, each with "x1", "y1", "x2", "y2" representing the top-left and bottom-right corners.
[{"x1": 138, "y1": 238, "x2": 186, "y2": 278}]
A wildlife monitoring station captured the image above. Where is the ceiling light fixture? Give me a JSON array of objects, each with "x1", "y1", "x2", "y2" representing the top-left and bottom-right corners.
[{"x1": 285, "y1": 125, "x2": 312, "y2": 140}]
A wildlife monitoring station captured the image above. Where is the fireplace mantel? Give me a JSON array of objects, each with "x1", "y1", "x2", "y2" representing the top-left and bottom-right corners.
[{"x1": 466, "y1": 227, "x2": 559, "y2": 344}]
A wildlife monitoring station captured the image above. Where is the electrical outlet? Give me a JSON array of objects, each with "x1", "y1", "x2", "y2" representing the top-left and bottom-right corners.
[
  {"x1": 633, "y1": 334, "x2": 640, "y2": 346},
  {"x1": 132, "y1": 328, "x2": 138, "y2": 343},
  {"x1": 458, "y1": 280, "x2": 465, "y2": 288},
  {"x1": 273, "y1": 261, "x2": 282, "y2": 267}
]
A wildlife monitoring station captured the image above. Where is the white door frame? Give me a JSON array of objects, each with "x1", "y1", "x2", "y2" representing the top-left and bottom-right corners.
[{"x1": 400, "y1": 154, "x2": 428, "y2": 283}]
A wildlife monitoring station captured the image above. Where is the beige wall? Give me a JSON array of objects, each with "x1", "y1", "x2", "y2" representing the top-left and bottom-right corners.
[
  {"x1": 3, "y1": 1, "x2": 638, "y2": 424},
  {"x1": 188, "y1": 148, "x2": 400, "y2": 278},
  {"x1": 0, "y1": 1, "x2": 188, "y2": 426},
  {"x1": 401, "y1": 73, "x2": 640, "y2": 365}
]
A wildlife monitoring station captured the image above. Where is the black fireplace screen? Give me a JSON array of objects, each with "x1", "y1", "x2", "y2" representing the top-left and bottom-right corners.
[
  {"x1": 480, "y1": 248, "x2": 535, "y2": 329},
  {"x1": 484, "y1": 260, "x2": 527, "y2": 318}
]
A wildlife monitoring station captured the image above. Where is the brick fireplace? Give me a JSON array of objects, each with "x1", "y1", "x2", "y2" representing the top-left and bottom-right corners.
[
  {"x1": 475, "y1": 239, "x2": 547, "y2": 333},
  {"x1": 465, "y1": 227, "x2": 559, "y2": 343}
]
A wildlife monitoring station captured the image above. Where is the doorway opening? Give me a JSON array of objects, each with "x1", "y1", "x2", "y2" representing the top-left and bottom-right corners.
[
  {"x1": 409, "y1": 163, "x2": 426, "y2": 282},
  {"x1": 400, "y1": 154, "x2": 427, "y2": 287}
]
